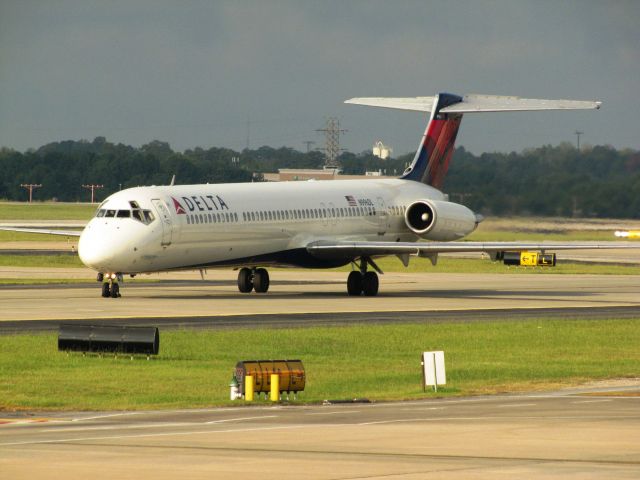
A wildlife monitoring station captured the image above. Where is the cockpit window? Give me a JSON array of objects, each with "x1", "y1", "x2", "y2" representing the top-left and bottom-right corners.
[{"x1": 96, "y1": 201, "x2": 155, "y2": 225}]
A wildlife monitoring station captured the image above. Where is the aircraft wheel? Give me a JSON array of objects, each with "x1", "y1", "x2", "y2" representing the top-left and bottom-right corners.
[
  {"x1": 110, "y1": 282, "x2": 120, "y2": 298},
  {"x1": 362, "y1": 271, "x2": 379, "y2": 297},
  {"x1": 237, "y1": 268, "x2": 253, "y2": 293},
  {"x1": 347, "y1": 271, "x2": 363, "y2": 296},
  {"x1": 101, "y1": 282, "x2": 110, "y2": 298},
  {"x1": 253, "y1": 268, "x2": 270, "y2": 293}
]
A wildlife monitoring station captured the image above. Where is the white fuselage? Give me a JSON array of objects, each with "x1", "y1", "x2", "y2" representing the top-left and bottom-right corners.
[{"x1": 77, "y1": 179, "x2": 465, "y2": 274}]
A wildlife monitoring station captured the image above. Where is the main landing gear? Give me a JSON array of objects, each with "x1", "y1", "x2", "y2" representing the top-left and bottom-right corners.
[
  {"x1": 347, "y1": 257, "x2": 380, "y2": 297},
  {"x1": 237, "y1": 267, "x2": 270, "y2": 293},
  {"x1": 98, "y1": 272, "x2": 122, "y2": 298}
]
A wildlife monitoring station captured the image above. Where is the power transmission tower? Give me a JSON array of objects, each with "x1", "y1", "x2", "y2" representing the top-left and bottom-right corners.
[
  {"x1": 82, "y1": 184, "x2": 104, "y2": 203},
  {"x1": 20, "y1": 184, "x2": 42, "y2": 203},
  {"x1": 316, "y1": 118, "x2": 347, "y2": 168}
]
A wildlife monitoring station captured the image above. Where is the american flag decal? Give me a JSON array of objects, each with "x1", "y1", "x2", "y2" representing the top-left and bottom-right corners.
[{"x1": 345, "y1": 195, "x2": 357, "y2": 206}]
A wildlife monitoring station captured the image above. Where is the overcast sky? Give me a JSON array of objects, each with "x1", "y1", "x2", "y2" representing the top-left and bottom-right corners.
[{"x1": 1, "y1": 1, "x2": 638, "y2": 156}]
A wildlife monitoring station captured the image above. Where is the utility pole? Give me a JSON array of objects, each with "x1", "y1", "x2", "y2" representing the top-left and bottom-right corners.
[
  {"x1": 82, "y1": 184, "x2": 104, "y2": 203},
  {"x1": 574, "y1": 130, "x2": 583, "y2": 150},
  {"x1": 316, "y1": 118, "x2": 347, "y2": 168},
  {"x1": 302, "y1": 140, "x2": 315, "y2": 153},
  {"x1": 245, "y1": 116, "x2": 251, "y2": 150},
  {"x1": 20, "y1": 184, "x2": 42, "y2": 203}
]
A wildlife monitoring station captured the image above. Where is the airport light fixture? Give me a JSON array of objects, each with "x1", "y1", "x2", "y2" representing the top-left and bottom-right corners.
[
  {"x1": 82, "y1": 184, "x2": 104, "y2": 203},
  {"x1": 20, "y1": 184, "x2": 42, "y2": 203}
]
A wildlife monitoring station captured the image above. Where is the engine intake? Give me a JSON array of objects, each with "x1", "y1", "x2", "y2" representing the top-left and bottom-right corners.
[{"x1": 405, "y1": 199, "x2": 478, "y2": 241}]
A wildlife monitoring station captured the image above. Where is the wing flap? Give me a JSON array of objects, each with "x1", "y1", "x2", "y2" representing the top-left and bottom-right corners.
[{"x1": 307, "y1": 240, "x2": 636, "y2": 259}]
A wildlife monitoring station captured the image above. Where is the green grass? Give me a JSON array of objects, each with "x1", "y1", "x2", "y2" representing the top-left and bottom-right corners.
[
  {"x1": 0, "y1": 255, "x2": 84, "y2": 268},
  {"x1": 466, "y1": 229, "x2": 622, "y2": 242},
  {"x1": 0, "y1": 230, "x2": 79, "y2": 242},
  {"x1": 1, "y1": 319, "x2": 638, "y2": 411},
  {"x1": 0, "y1": 202, "x2": 95, "y2": 221}
]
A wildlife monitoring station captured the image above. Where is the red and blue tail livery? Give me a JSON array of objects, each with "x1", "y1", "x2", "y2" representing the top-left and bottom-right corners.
[{"x1": 401, "y1": 93, "x2": 463, "y2": 188}]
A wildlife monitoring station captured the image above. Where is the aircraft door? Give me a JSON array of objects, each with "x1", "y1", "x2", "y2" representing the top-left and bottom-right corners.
[
  {"x1": 376, "y1": 196, "x2": 388, "y2": 236},
  {"x1": 328, "y1": 202, "x2": 338, "y2": 227},
  {"x1": 151, "y1": 198, "x2": 173, "y2": 246}
]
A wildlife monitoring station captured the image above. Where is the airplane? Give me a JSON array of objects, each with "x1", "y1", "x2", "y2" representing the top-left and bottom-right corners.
[{"x1": 2, "y1": 92, "x2": 632, "y2": 298}]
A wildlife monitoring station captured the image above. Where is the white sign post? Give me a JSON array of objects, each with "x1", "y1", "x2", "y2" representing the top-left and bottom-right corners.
[{"x1": 422, "y1": 351, "x2": 446, "y2": 392}]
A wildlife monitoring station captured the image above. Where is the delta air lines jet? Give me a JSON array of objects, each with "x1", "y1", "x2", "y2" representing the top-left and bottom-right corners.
[{"x1": 3, "y1": 93, "x2": 624, "y2": 298}]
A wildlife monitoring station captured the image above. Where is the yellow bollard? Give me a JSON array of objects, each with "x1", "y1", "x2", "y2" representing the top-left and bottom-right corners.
[
  {"x1": 245, "y1": 374, "x2": 254, "y2": 401},
  {"x1": 270, "y1": 373, "x2": 279, "y2": 402}
]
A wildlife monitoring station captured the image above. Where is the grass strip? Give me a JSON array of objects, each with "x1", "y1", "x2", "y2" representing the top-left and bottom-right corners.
[
  {"x1": 0, "y1": 255, "x2": 84, "y2": 268},
  {"x1": 0, "y1": 202, "x2": 94, "y2": 221},
  {"x1": 0, "y1": 231, "x2": 80, "y2": 242},
  {"x1": 1, "y1": 318, "x2": 638, "y2": 411}
]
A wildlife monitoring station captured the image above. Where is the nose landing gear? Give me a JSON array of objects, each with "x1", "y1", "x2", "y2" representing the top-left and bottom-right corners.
[
  {"x1": 237, "y1": 267, "x2": 270, "y2": 293},
  {"x1": 98, "y1": 272, "x2": 122, "y2": 298}
]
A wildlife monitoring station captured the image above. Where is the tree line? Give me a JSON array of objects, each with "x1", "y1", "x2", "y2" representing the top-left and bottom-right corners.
[{"x1": 1, "y1": 137, "x2": 638, "y2": 218}]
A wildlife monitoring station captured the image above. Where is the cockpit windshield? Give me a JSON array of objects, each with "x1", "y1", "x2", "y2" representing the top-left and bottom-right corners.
[{"x1": 95, "y1": 201, "x2": 155, "y2": 225}]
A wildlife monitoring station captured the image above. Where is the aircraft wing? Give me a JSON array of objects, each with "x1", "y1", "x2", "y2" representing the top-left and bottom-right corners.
[
  {"x1": 0, "y1": 227, "x2": 82, "y2": 237},
  {"x1": 306, "y1": 240, "x2": 637, "y2": 259}
]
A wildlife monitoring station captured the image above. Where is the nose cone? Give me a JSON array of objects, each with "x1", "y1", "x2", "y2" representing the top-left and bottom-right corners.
[{"x1": 78, "y1": 221, "x2": 132, "y2": 272}]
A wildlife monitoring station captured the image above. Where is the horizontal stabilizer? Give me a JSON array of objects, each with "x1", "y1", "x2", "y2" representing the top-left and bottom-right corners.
[{"x1": 345, "y1": 95, "x2": 601, "y2": 113}]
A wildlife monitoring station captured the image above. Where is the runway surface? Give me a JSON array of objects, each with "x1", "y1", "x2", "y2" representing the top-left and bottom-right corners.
[
  {"x1": 2, "y1": 385, "x2": 639, "y2": 479},
  {"x1": 1, "y1": 270, "x2": 639, "y2": 331},
  {"x1": 1, "y1": 270, "x2": 639, "y2": 478}
]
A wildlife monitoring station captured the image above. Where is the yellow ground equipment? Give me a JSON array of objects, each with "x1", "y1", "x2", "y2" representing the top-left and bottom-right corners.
[
  {"x1": 501, "y1": 251, "x2": 556, "y2": 267},
  {"x1": 615, "y1": 230, "x2": 640, "y2": 239},
  {"x1": 235, "y1": 360, "x2": 305, "y2": 400}
]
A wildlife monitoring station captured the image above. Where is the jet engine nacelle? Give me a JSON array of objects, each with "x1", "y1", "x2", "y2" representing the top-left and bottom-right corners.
[{"x1": 404, "y1": 199, "x2": 478, "y2": 241}]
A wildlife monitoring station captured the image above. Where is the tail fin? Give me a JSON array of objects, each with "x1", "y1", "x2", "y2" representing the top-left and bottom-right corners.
[
  {"x1": 402, "y1": 93, "x2": 463, "y2": 187},
  {"x1": 345, "y1": 93, "x2": 601, "y2": 189}
]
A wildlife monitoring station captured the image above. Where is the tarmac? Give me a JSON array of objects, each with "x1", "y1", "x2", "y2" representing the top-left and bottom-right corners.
[
  {"x1": 1, "y1": 267, "x2": 640, "y2": 478},
  {"x1": 1, "y1": 385, "x2": 639, "y2": 479},
  {"x1": 1, "y1": 268, "x2": 639, "y2": 323}
]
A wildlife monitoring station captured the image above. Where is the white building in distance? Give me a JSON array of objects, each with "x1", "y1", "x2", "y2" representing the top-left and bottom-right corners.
[{"x1": 372, "y1": 140, "x2": 392, "y2": 159}]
